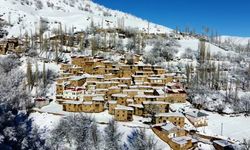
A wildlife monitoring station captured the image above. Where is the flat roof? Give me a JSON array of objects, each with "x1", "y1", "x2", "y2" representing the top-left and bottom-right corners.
[{"x1": 115, "y1": 105, "x2": 134, "y2": 111}]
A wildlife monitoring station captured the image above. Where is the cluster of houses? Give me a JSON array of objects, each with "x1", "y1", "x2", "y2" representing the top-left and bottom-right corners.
[
  {"x1": 152, "y1": 109, "x2": 209, "y2": 150},
  {"x1": 0, "y1": 37, "x2": 24, "y2": 55},
  {"x1": 54, "y1": 55, "x2": 210, "y2": 150}
]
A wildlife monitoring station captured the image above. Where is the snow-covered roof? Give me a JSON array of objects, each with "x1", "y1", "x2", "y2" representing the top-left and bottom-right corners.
[
  {"x1": 111, "y1": 77, "x2": 131, "y2": 80},
  {"x1": 123, "y1": 89, "x2": 141, "y2": 92},
  {"x1": 134, "y1": 95, "x2": 164, "y2": 99},
  {"x1": 108, "y1": 101, "x2": 117, "y2": 104},
  {"x1": 155, "y1": 89, "x2": 165, "y2": 95},
  {"x1": 172, "y1": 136, "x2": 192, "y2": 145},
  {"x1": 155, "y1": 112, "x2": 184, "y2": 118},
  {"x1": 127, "y1": 99, "x2": 134, "y2": 102},
  {"x1": 92, "y1": 96, "x2": 104, "y2": 101},
  {"x1": 112, "y1": 94, "x2": 127, "y2": 97},
  {"x1": 83, "y1": 101, "x2": 93, "y2": 105},
  {"x1": 69, "y1": 76, "x2": 86, "y2": 81},
  {"x1": 118, "y1": 84, "x2": 128, "y2": 87},
  {"x1": 143, "y1": 101, "x2": 169, "y2": 105},
  {"x1": 115, "y1": 105, "x2": 134, "y2": 111},
  {"x1": 63, "y1": 100, "x2": 82, "y2": 105},
  {"x1": 213, "y1": 140, "x2": 233, "y2": 147},
  {"x1": 148, "y1": 77, "x2": 165, "y2": 80},
  {"x1": 128, "y1": 104, "x2": 144, "y2": 108},
  {"x1": 109, "y1": 86, "x2": 120, "y2": 90},
  {"x1": 185, "y1": 109, "x2": 208, "y2": 118},
  {"x1": 161, "y1": 122, "x2": 177, "y2": 131}
]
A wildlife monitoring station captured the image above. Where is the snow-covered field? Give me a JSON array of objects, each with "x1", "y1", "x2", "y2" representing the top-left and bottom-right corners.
[
  {"x1": 199, "y1": 111, "x2": 250, "y2": 142},
  {"x1": 31, "y1": 100, "x2": 250, "y2": 150},
  {"x1": 170, "y1": 103, "x2": 250, "y2": 142},
  {"x1": 177, "y1": 38, "x2": 236, "y2": 58},
  {"x1": 31, "y1": 108, "x2": 171, "y2": 150}
]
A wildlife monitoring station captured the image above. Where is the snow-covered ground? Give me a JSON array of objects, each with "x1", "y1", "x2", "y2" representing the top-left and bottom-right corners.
[
  {"x1": 221, "y1": 36, "x2": 250, "y2": 45},
  {"x1": 177, "y1": 38, "x2": 236, "y2": 58},
  {"x1": 169, "y1": 103, "x2": 250, "y2": 142},
  {"x1": 0, "y1": 0, "x2": 172, "y2": 38},
  {"x1": 198, "y1": 111, "x2": 250, "y2": 142},
  {"x1": 31, "y1": 106, "x2": 171, "y2": 150}
]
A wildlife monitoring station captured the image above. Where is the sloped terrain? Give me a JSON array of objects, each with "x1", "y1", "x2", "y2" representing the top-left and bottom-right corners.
[{"x1": 0, "y1": 0, "x2": 171, "y2": 38}]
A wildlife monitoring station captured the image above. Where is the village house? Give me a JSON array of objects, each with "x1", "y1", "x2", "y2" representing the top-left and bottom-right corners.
[
  {"x1": 128, "y1": 104, "x2": 144, "y2": 116},
  {"x1": 119, "y1": 65, "x2": 133, "y2": 77},
  {"x1": 92, "y1": 96, "x2": 105, "y2": 112},
  {"x1": 6, "y1": 38, "x2": 20, "y2": 52},
  {"x1": 134, "y1": 95, "x2": 165, "y2": 104},
  {"x1": 62, "y1": 96, "x2": 104, "y2": 113},
  {"x1": 34, "y1": 97, "x2": 52, "y2": 108},
  {"x1": 152, "y1": 123, "x2": 196, "y2": 150},
  {"x1": 63, "y1": 87, "x2": 84, "y2": 100},
  {"x1": 171, "y1": 136, "x2": 196, "y2": 150},
  {"x1": 107, "y1": 86, "x2": 121, "y2": 100},
  {"x1": 93, "y1": 65, "x2": 106, "y2": 74},
  {"x1": 111, "y1": 94, "x2": 128, "y2": 105},
  {"x1": 213, "y1": 140, "x2": 235, "y2": 150},
  {"x1": 56, "y1": 77, "x2": 70, "y2": 84},
  {"x1": 147, "y1": 76, "x2": 165, "y2": 87},
  {"x1": 0, "y1": 38, "x2": 23, "y2": 54},
  {"x1": 96, "y1": 81, "x2": 119, "y2": 89},
  {"x1": 69, "y1": 66, "x2": 84, "y2": 75},
  {"x1": 131, "y1": 75, "x2": 148, "y2": 84},
  {"x1": 69, "y1": 76, "x2": 86, "y2": 87},
  {"x1": 122, "y1": 89, "x2": 142, "y2": 99},
  {"x1": 0, "y1": 43, "x2": 7, "y2": 55},
  {"x1": 165, "y1": 83, "x2": 187, "y2": 103},
  {"x1": 94, "y1": 88, "x2": 108, "y2": 95},
  {"x1": 56, "y1": 82, "x2": 68, "y2": 95},
  {"x1": 108, "y1": 101, "x2": 117, "y2": 115},
  {"x1": 111, "y1": 77, "x2": 132, "y2": 86},
  {"x1": 154, "y1": 112, "x2": 185, "y2": 127},
  {"x1": 114, "y1": 105, "x2": 134, "y2": 121},
  {"x1": 153, "y1": 66, "x2": 166, "y2": 75},
  {"x1": 164, "y1": 73, "x2": 175, "y2": 83},
  {"x1": 62, "y1": 100, "x2": 83, "y2": 112},
  {"x1": 185, "y1": 109, "x2": 209, "y2": 127},
  {"x1": 143, "y1": 101, "x2": 169, "y2": 114},
  {"x1": 60, "y1": 64, "x2": 73, "y2": 72},
  {"x1": 71, "y1": 56, "x2": 93, "y2": 67},
  {"x1": 61, "y1": 72, "x2": 74, "y2": 78}
]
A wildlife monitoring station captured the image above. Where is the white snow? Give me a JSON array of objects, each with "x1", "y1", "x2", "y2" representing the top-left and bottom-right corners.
[
  {"x1": 221, "y1": 36, "x2": 250, "y2": 45},
  {"x1": 198, "y1": 111, "x2": 250, "y2": 142},
  {"x1": 0, "y1": 0, "x2": 172, "y2": 38}
]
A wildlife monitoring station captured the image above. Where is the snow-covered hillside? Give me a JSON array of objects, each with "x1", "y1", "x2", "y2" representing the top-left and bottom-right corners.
[
  {"x1": 0, "y1": 0, "x2": 171, "y2": 37},
  {"x1": 177, "y1": 38, "x2": 236, "y2": 57},
  {"x1": 221, "y1": 36, "x2": 250, "y2": 45}
]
